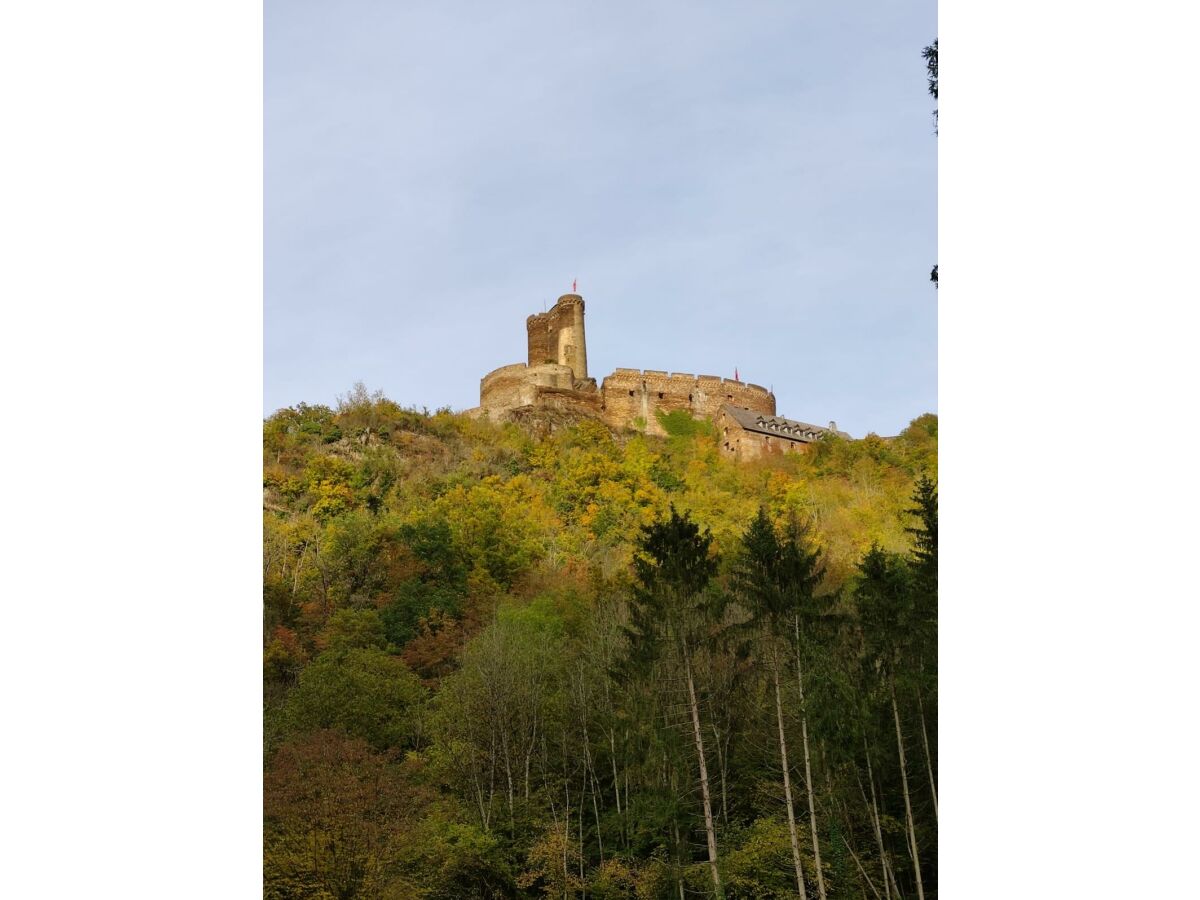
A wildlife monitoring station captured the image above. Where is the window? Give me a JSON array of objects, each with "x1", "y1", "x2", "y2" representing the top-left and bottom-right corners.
[
  {"x1": 658, "y1": 392, "x2": 664, "y2": 399},
  {"x1": 628, "y1": 390, "x2": 634, "y2": 396}
]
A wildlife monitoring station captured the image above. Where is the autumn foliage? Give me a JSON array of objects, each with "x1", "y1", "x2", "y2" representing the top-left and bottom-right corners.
[{"x1": 264, "y1": 386, "x2": 937, "y2": 898}]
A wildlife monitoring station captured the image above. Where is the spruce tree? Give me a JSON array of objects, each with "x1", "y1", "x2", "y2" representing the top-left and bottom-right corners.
[{"x1": 627, "y1": 506, "x2": 725, "y2": 899}]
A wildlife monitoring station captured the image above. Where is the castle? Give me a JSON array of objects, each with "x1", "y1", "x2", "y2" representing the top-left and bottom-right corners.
[{"x1": 469, "y1": 293, "x2": 847, "y2": 459}]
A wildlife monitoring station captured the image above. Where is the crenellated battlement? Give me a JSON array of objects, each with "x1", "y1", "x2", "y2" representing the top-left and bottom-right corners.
[
  {"x1": 601, "y1": 368, "x2": 772, "y2": 392},
  {"x1": 600, "y1": 369, "x2": 773, "y2": 398}
]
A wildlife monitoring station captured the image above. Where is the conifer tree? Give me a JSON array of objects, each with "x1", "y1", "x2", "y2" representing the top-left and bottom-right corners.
[
  {"x1": 855, "y1": 546, "x2": 925, "y2": 900},
  {"x1": 781, "y1": 516, "x2": 829, "y2": 900},
  {"x1": 627, "y1": 506, "x2": 725, "y2": 899},
  {"x1": 905, "y1": 476, "x2": 938, "y2": 817},
  {"x1": 906, "y1": 476, "x2": 937, "y2": 598},
  {"x1": 735, "y1": 509, "x2": 809, "y2": 898},
  {"x1": 735, "y1": 509, "x2": 829, "y2": 900}
]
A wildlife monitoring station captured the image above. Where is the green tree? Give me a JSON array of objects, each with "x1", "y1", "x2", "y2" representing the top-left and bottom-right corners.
[
  {"x1": 627, "y1": 507, "x2": 726, "y2": 899},
  {"x1": 283, "y1": 647, "x2": 425, "y2": 751},
  {"x1": 734, "y1": 510, "x2": 829, "y2": 899},
  {"x1": 906, "y1": 476, "x2": 937, "y2": 599},
  {"x1": 264, "y1": 730, "x2": 421, "y2": 899},
  {"x1": 323, "y1": 607, "x2": 387, "y2": 651},
  {"x1": 905, "y1": 476, "x2": 938, "y2": 820},
  {"x1": 854, "y1": 547, "x2": 925, "y2": 900}
]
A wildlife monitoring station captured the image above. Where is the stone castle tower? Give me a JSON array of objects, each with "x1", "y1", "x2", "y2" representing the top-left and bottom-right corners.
[{"x1": 526, "y1": 293, "x2": 588, "y2": 381}]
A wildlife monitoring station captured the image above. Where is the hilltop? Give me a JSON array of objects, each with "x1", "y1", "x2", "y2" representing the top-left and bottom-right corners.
[
  {"x1": 263, "y1": 383, "x2": 937, "y2": 899},
  {"x1": 265, "y1": 386, "x2": 936, "y2": 665}
]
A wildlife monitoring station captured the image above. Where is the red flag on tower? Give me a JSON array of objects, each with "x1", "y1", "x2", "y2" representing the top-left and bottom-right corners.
[
  {"x1": 735, "y1": 367, "x2": 739, "y2": 382},
  {"x1": 573, "y1": 279, "x2": 577, "y2": 292}
]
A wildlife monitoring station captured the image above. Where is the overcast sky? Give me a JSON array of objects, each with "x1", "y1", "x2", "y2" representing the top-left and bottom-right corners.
[{"x1": 266, "y1": 1, "x2": 937, "y2": 436}]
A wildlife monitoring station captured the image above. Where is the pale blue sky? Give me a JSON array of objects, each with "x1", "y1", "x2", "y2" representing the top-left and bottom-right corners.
[{"x1": 266, "y1": 1, "x2": 937, "y2": 436}]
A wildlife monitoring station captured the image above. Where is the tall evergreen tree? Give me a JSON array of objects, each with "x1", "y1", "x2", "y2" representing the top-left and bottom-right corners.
[
  {"x1": 735, "y1": 509, "x2": 829, "y2": 900},
  {"x1": 734, "y1": 509, "x2": 809, "y2": 898},
  {"x1": 906, "y1": 476, "x2": 938, "y2": 818},
  {"x1": 906, "y1": 476, "x2": 937, "y2": 596},
  {"x1": 854, "y1": 546, "x2": 925, "y2": 900},
  {"x1": 627, "y1": 506, "x2": 725, "y2": 899}
]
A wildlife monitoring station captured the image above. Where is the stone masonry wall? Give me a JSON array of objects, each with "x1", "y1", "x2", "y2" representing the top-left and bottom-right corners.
[
  {"x1": 480, "y1": 363, "x2": 578, "y2": 420},
  {"x1": 599, "y1": 369, "x2": 775, "y2": 436}
]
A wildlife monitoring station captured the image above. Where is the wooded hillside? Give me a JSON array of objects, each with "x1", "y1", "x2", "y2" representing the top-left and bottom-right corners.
[{"x1": 264, "y1": 385, "x2": 938, "y2": 899}]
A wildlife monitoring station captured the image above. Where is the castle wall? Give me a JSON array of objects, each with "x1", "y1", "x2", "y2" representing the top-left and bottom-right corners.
[
  {"x1": 599, "y1": 369, "x2": 775, "y2": 436},
  {"x1": 479, "y1": 292, "x2": 803, "y2": 445},
  {"x1": 480, "y1": 363, "x2": 578, "y2": 419},
  {"x1": 526, "y1": 294, "x2": 588, "y2": 380}
]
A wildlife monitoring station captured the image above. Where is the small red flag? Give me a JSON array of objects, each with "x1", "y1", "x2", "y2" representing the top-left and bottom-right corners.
[
  {"x1": 735, "y1": 367, "x2": 739, "y2": 382},
  {"x1": 572, "y1": 279, "x2": 577, "y2": 292}
]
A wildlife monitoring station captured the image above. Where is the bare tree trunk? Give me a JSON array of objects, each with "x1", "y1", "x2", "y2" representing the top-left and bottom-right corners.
[
  {"x1": 795, "y1": 616, "x2": 826, "y2": 900},
  {"x1": 524, "y1": 710, "x2": 538, "y2": 802},
  {"x1": 579, "y1": 780, "x2": 586, "y2": 898},
  {"x1": 563, "y1": 775, "x2": 571, "y2": 898},
  {"x1": 684, "y1": 653, "x2": 723, "y2": 899},
  {"x1": 885, "y1": 859, "x2": 902, "y2": 900},
  {"x1": 845, "y1": 841, "x2": 883, "y2": 900},
  {"x1": 861, "y1": 745, "x2": 891, "y2": 900},
  {"x1": 673, "y1": 820, "x2": 686, "y2": 900},
  {"x1": 607, "y1": 728, "x2": 623, "y2": 848},
  {"x1": 891, "y1": 679, "x2": 924, "y2": 900},
  {"x1": 623, "y1": 733, "x2": 630, "y2": 848},
  {"x1": 773, "y1": 661, "x2": 809, "y2": 899},
  {"x1": 582, "y1": 719, "x2": 604, "y2": 864},
  {"x1": 711, "y1": 720, "x2": 729, "y2": 826},
  {"x1": 608, "y1": 731, "x2": 621, "y2": 819},
  {"x1": 916, "y1": 691, "x2": 937, "y2": 820},
  {"x1": 501, "y1": 730, "x2": 516, "y2": 834},
  {"x1": 471, "y1": 761, "x2": 489, "y2": 832}
]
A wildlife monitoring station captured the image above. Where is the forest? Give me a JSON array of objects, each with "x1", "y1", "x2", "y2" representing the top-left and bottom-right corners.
[{"x1": 264, "y1": 385, "x2": 938, "y2": 899}]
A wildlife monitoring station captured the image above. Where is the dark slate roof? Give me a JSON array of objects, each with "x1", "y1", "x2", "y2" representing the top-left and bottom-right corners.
[{"x1": 721, "y1": 404, "x2": 851, "y2": 442}]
